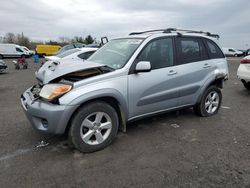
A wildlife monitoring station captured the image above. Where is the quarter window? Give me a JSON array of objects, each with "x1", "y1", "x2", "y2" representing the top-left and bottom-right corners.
[
  {"x1": 205, "y1": 39, "x2": 224, "y2": 59},
  {"x1": 137, "y1": 38, "x2": 174, "y2": 70},
  {"x1": 176, "y1": 37, "x2": 208, "y2": 64}
]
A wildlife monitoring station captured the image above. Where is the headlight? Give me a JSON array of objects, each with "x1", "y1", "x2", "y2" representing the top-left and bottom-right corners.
[{"x1": 39, "y1": 84, "x2": 72, "y2": 101}]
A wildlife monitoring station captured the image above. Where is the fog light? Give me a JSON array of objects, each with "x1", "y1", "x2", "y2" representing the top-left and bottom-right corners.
[{"x1": 41, "y1": 119, "x2": 48, "y2": 128}]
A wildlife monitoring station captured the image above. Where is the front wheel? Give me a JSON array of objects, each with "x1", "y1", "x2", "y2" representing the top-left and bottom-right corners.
[
  {"x1": 194, "y1": 86, "x2": 222, "y2": 117},
  {"x1": 68, "y1": 101, "x2": 119, "y2": 153}
]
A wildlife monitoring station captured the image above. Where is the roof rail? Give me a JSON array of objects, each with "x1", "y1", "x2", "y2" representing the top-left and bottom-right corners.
[
  {"x1": 163, "y1": 28, "x2": 220, "y2": 39},
  {"x1": 129, "y1": 29, "x2": 166, "y2": 35},
  {"x1": 129, "y1": 28, "x2": 220, "y2": 39}
]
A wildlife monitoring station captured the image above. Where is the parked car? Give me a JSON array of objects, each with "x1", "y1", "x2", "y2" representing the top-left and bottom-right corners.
[
  {"x1": 86, "y1": 43, "x2": 100, "y2": 48},
  {"x1": 54, "y1": 43, "x2": 85, "y2": 56},
  {"x1": 0, "y1": 43, "x2": 29, "y2": 59},
  {"x1": 21, "y1": 46, "x2": 34, "y2": 56},
  {"x1": 237, "y1": 55, "x2": 250, "y2": 90},
  {"x1": 21, "y1": 28, "x2": 229, "y2": 153},
  {"x1": 45, "y1": 47, "x2": 97, "y2": 61},
  {"x1": 36, "y1": 45, "x2": 61, "y2": 57},
  {"x1": 0, "y1": 60, "x2": 7, "y2": 72},
  {"x1": 245, "y1": 49, "x2": 250, "y2": 56},
  {"x1": 222, "y1": 48, "x2": 244, "y2": 57}
]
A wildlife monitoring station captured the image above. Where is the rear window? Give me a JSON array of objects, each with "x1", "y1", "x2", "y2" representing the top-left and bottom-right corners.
[
  {"x1": 176, "y1": 37, "x2": 208, "y2": 64},
  {"x1": 57, "y1": 48, "x2": 81, "y2": 58},
  {"x1": 205, "y1": 39, "x2": 224, "y2": 59},
  {"x1": 78, "y1": 51, "x2": 95, "y2": 60}
]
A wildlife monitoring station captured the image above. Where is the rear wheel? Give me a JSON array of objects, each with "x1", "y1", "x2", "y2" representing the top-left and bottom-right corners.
[
  {"x1": 194, "y1": 86, "x2": 222, "y2": 117},
  {"x1": 68, "y1": 101, "x2": 119, "y2": 153},
  {"x1": 243, "y1": 82, "x2": 250, "y2": 90}
]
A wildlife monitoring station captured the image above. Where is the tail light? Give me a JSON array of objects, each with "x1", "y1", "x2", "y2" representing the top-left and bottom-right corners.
[{"x1": 240, "y1": 58, "x2": 250, "y2": 64}]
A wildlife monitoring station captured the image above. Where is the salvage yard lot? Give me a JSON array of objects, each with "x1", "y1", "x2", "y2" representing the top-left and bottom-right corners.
[{"x1": 0, "y1": 58, "x2": 250, "y2": 187}]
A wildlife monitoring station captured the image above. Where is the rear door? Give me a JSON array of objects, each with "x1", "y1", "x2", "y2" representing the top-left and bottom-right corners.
[
  {"x1": 175, "y1": 36, "x2": 211, "y2": 106},
  {"x1": 128, "y1": 37, "x2": 179, "y2": 119}
]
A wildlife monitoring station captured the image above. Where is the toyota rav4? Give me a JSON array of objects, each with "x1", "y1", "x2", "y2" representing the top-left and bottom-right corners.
[{"x1": 21, "y1": 28, "x2": 229, "y2": 153}]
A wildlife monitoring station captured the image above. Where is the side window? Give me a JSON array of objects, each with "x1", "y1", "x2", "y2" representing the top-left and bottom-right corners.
[
  {"x1": 205, "y1": 39, "x2": 224, "y2": 59},
  {"x1": 16, "y1": 48, "x2": 23, "y2": 52},
  {"x1": 137, "y1": 38, "x2": 174, "y2": 70},
  {"x1": 78, "y1": 51, "x2": 95, "y2": 59},
  {"x1": 65, "y1": 45, "x2": 74, "y2": 50},
  {"x1": 75, "y1": 43, "x2": 85, "y2": 48},
  {"x1": 176, "y1": 37, "x2": 208, "y2": 64}
]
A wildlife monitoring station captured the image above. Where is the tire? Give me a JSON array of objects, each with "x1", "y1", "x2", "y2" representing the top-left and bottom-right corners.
[
  {"x1": 194, "y1": 86, "x2": 222, "y2": 117},
  {"x1": 243, "y1": 82, "x2": 250, "y2": 90},
  {"x1": 0, "y1": 55, "x2": 3, "y2": 59},
  {"x1": 21, "y1": 54, "x2": 25, "y2": 58},
  {"x1": 68, "y1": 101, "x2": 119, "y2": 153}
]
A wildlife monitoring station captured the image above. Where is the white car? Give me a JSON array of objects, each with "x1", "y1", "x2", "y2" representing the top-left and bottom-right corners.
[
  {"x1": 45, "y1": 47, "x2": 98, "y2": 61},
  {"x1": 0, "y1": 43, "x2": 29, "y2": 59},
  {"x1": 223, "y1": 48, "x2": 244, "y2": 57},
  {"x1": 237, "y1": 55, "x2": 250, "y2": 90},
  {"x1": 21, "y1": 46, "x2": 34, "y2": 56}
]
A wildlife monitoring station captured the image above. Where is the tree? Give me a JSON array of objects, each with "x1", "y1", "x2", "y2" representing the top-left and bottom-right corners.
[
  {"x1": 84, "y1": 35, "x2": 94, "y2": 44},
  {"x1": 73, "y1": 36, "x2": 84, "y2": 43},
  {"x1": 4, "y1": 33, "x2": 16, "y2": 43},
  {"x1": 16, "y1": 33, "x2": 31, "y2": 47},
  {"x1": 47, "y1": 40, "x2": 60, "y2": 45}
]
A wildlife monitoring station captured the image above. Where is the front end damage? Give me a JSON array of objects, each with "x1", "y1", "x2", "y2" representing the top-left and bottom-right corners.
[{"x1": 21, "y1": 59, "x2": 114, "y2": 134}]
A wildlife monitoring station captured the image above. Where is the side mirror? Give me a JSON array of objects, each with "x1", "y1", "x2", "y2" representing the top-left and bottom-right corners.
[{"x1": 135, "y1": 61, "x2": 151, "y2": 73}]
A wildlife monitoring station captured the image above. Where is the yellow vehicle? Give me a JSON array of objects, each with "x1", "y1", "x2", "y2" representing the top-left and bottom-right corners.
[{"x1": 36, "y1": 45, "x2": 61, "y2": 56}]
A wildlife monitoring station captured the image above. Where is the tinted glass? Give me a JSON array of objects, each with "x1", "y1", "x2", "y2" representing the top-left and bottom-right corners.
[
  {"x1": 137, "y1": 38, "x2": 173, "y2": 69},
  {"x1": 205, "y1": 39, "x2": 224, "y2": 59},
  {"x1": 78, "y1": 51, "x2": 95, "y2": 59},
  {"x1": 75, "y1": 43, "x2": 85, "y2": 48},
  {"x1": 16, "y1": 48, "x2": 23, "y2": 52},
  {"x1": 176, "y1": 37, "x2": 207, "y2": 64}
]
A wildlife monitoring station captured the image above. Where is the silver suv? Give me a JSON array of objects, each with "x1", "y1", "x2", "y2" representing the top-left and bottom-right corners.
[{"x1": 21, "y1": 28, "x2": 229, "y2": 152}]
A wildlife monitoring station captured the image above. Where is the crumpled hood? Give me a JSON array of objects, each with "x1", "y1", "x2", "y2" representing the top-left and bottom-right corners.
[{"x1": 36, "y1": 59, "x2": 106, "y2": 84}]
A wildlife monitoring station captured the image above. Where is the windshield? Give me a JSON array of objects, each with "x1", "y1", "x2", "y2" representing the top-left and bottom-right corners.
[
  {"x1": 57, "y1": 48, "x2": 81, "y2": 58},
  {"x1": 88, "y1": 38, "x2": 143, "y2": 69},
  {"x1": 23, "y1": 47, "x2": 29, "y2": 51}
]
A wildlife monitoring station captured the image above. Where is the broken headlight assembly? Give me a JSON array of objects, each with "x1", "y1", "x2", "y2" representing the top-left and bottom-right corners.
[{"x1": 39, "y1": 84, "x2": 72, "y2": 101}]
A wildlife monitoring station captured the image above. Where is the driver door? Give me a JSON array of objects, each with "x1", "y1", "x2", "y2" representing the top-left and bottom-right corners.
[{"x1": 128, "y1": 37, "x2": 179, "y2": 119}]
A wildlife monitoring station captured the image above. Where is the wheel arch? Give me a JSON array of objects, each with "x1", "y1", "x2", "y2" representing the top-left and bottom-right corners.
[
  {"x1": 65, "y1": 93, "x2": 128, "y2": 135},
  {"x1": 196, "y1": 76, "x2": 225, "y2": 105}
]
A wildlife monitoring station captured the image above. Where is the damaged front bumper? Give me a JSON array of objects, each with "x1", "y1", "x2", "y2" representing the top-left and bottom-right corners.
[{"x1": 21, "y1": 87, "x2": 79, "y2": 134}]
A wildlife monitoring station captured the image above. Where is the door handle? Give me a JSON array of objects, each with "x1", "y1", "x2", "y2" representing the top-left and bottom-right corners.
[
  {"x1": 203, "y1": 63, "x2": 211, "y2": 68},
  {"x1": 168, "y1": 70, "x2": 177, "y2": 76}
]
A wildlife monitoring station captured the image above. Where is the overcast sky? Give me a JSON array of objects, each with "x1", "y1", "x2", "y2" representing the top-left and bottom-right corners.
[{"x1": 0, "y1": 0, "x2": 249, "y2": 48}]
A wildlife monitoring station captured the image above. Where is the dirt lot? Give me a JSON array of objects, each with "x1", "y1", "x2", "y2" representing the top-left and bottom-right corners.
[{"x1": 0, "y1": 57, "x2": 250, "y2": 188}]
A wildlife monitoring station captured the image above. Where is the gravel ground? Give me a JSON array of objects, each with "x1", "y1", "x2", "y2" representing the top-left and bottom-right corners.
[{"x1": 0, "y1": 57, "x2": 249, "y2": 188}]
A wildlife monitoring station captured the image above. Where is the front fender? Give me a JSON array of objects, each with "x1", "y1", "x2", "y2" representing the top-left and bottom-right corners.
[{"x1": 66, "y1": 88, "x2": 129, "y2": 120}]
